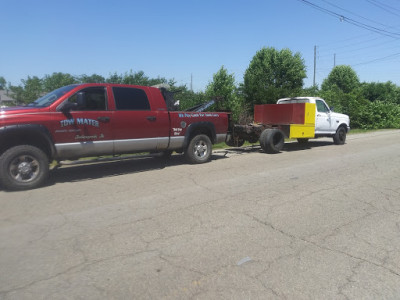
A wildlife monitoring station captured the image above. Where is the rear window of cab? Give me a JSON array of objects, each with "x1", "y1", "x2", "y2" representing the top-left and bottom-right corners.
[{"x1": 112, "y1": 87, "x2": 150, "y2": 110}]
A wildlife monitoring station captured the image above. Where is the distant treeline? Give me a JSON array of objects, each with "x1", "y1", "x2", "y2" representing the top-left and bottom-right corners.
[{"x1": 1, "y1": 47, "x2": 399, "y2": 129}]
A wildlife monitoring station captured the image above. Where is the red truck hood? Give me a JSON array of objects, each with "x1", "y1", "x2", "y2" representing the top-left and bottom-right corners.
[{"x1": 0, "y1": 106, "x2": 45, "y2": 115}]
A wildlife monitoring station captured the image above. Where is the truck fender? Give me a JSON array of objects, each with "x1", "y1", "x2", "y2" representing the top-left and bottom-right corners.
[
  {"x1": 340, "y1": 122, "x2": 350, "y2": 132},
  {"x1": 183, "y1": 122, "x2": 216, "y2": 148},
  {"x1": 0, "y1": 124, "x2": 56, "y2": 159}
]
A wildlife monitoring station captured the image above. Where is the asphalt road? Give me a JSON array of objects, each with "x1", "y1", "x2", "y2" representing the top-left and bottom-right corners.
[{"x1": 1, "y1": 130, "x2": 399, "y2": 299}]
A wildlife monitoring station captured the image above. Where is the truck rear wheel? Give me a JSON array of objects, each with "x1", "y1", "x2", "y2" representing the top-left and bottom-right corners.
[
  {"x1": 260, "y1": 129, "x2": 285, "y2": 154},
  {"x1": 0, "y1": 145, "x2": 49, "y2": 191},
  {"x1": 185, "y1": 134, "x2": 212, "y2": 164},
  {"x1": 333, "y1": 127, "x2": 347, "y2": 145}
]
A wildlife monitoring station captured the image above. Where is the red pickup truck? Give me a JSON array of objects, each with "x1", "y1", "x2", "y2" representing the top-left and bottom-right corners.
[{"x1": 0, "y1": 83, "x2": 230, "y2": 190}]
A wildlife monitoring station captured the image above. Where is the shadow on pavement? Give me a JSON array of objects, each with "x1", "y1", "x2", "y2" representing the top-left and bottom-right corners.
[
  {"x1": 282, "y1": 140, "x2": 334, "y2": 152},
  {"x1": 221, "y1": 140, "x2": 335, "y2": 155},
  {"x1": 0, "y1": 141, "x2": 335, "y2": 191},
  {"x1": 46, "y1": 153, "x2": 229, "y2": 187}
]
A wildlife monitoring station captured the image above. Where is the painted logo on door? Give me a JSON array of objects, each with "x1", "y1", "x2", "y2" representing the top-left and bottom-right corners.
[{"x1": 60, "y1": 118, "x2": 100, "y2": 128}]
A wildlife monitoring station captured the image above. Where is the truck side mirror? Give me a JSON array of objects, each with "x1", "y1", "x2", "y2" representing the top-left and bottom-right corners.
[
  {"x1": 59, "y1": 101, "x2": 77, "y2": 112},
  {"x1": 330, "y1": 106, "x2": 334, "y2": 112},
  {"x1": 58, "y1": 92, "x2": 86, "y2": 112}
]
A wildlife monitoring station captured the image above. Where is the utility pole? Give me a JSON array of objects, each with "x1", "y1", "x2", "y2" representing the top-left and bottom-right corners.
[
  {"x1": 313, "y1": 45, "x2": 316, "y2": 87},
  {"x1": 334, "y1": 53, "x2": 336, "y2": 67},
  {"x1": 190, "y1": 73, "x2": 193, "y2": 92}
]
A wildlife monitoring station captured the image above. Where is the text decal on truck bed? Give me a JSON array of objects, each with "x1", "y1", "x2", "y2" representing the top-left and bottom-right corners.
[
  {"x1": 178, "y1": 113, "x2": 220, "y2": 118},
  {"x1": 60, "y1": 118, "x2": 100, "y2": 128}
]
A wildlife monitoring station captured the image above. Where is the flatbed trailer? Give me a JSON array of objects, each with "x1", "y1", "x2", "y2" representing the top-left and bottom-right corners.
[{"x1": 226, "y1": 97, "x2": 350, "y2": 153}]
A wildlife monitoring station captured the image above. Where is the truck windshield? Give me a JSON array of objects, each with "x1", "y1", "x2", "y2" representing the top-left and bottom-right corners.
[{"x1": 27, "y1": 85, "x2": 79, "y2": 107}]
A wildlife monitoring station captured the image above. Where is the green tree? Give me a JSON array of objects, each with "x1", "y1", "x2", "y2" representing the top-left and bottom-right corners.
[
  {"x1": 22, "y1": 76, "x2": 43, "y2": 102},
  {"x1": 78, "y1": 74, "x2": 106, "y2": 83},
  {"x1": 301, "y1": 85, "x2": 320, "y2": 97},
  {"x1": 18, "y1": 76, "x2": 43, "y2": 103},
  {"x1": 173, "y1": 86, "x2": 208, "y2": 111},
  {"x1": 121, "y1": 70, "x2": 149, "y2": 85},
  {"x1": 319, "y1": 80, "x2": 400, "y2": 129},
  {"x1": 0, "y1": 76, "x2": 6, "y2": 90},
  {"x1": 106, "y1": 70, "x2": 173, "y2": 87},
  {"x1": 8, "y1": 85, "x2": 24, "y2": 104},
  {"x1": 360, "y1": 81, "x2": 400, "y2": 104},
  {"x1": 106, "y1": 72, "x2": 123, "y2": 84},
  {"x1": 243, "y1": 47, "x2": 306, "y2": 106},
  {"x1": 205, "y1": 66, "x2": 243, "y2": 120},
  {"x1": 320, "y1": 87, "x2": 367, "y2": 117},
  {"x1": 321, "y1": 65, "x2": 360, "y2": 93},
  {"x1": 43, "y1": 72, "x2": 77, "y2": 92}
]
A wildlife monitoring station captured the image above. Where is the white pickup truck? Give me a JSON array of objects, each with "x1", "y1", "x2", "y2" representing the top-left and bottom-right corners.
[
  {"x1": 227, "y1": 97, "x2": 350, "y2": 153},
  {"x1": 276, "y1": 97, "x2": 350, "y2": 144}
]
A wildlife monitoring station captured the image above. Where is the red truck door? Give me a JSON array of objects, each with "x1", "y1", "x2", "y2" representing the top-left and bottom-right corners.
[
  {"x1": 110, "y1": 86, "x2": 170, "y2": 154},
  {"x1": 52, "y1": 86, "x2": 114, "y2": 159}
]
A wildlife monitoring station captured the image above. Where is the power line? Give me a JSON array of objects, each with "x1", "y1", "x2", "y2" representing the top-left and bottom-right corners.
[
  {"x1": 318, "y1": 37, "x2": 399, "y2": 59},
  {"x1": 297, "y1": 0, "x2": 400, "y2": 38},
  {"x1": 295, "y1": 0, "x2": 400, "y2": 84},
  {"x1": 316, "y1": 49, "x2": 400, "y2": 69},
  {"x1": 319, "y1": 36, "x2": 381, "y2": 55},
  {"x1": 352, "y1": 52, "x2": 400, "y2": 66},
  {"x1": 366, "y1": 0, "x2": 400, "y2": 17},
  {"x1": 317, "y1": 32, "x2": 377, "y2": 48},
  {"x1": 320, "y1": 0, "x2": 396, "y2": 29}
]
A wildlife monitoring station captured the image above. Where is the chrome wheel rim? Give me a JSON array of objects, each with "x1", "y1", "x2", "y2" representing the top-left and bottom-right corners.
[
  {"x1": 9, "y1": 155, "x2": 40, "y2": 183},
  {"x1": 193, "y1": 140, "x2": 208, "y2": 158}
]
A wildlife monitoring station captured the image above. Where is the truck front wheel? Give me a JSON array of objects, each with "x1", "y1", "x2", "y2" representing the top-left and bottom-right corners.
[
  {"x1": 0, "y1": 145, "x2": 49, "y2": 191},
  {"x1": 333, "y1": 127, "x2": 347, "y2": 145},
  {"x1": 185, "y1": 134, "x2": 212, "y2": 164},
  {"x1": 260, "y1": 129, "x2": 285, "y2": 154}
]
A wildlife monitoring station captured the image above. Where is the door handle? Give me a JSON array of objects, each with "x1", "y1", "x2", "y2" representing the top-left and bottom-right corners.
[
  {"x1": 97, "y1": 116, "x2": 110, "y2": 123},
  {"x1": 146, "y1": 116, "x2": 157, "y2": 122}
]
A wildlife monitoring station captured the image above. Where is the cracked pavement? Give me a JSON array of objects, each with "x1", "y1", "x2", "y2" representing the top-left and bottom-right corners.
[{"x1": 0, "y1": 130, "x2": 399, "y2": 299}]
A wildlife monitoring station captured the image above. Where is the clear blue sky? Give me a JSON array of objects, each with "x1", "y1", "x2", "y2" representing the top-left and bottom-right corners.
[{"x1": 1, "y1": 0, "x2": 400, "y2": 91}]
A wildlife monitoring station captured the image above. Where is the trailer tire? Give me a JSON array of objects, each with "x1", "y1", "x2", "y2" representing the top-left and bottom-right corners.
[
  {"x1": 0, "y1": 145, "x2": 49, "y2": 191},
  {"x1": 185, "y1": 134, "x2": 212, "y2": 164},
  {"x1": 260, "y1": 129, "x2": 285, "y2": 154}
]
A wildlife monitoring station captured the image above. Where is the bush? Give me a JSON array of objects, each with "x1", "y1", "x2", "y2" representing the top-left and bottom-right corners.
[
  {"x1": 355, "y1": 101, "x2": 400, "y2": 129},
  {"x1": 310, "y1": 87, "x2": 400, "y2": 130}
]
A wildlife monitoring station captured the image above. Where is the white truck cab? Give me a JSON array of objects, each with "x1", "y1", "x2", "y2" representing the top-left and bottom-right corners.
[{"x1": 277, "y1": 97, "x2": 350, "y2": 143}]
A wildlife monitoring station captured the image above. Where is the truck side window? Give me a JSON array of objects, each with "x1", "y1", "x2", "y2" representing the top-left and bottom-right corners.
[
  {"x1": 113, "y1": 87, "x2": 150, "y2": 110},
  {"x1": 69, "y1": 87, "x2": 107, "y2": 111},
  {"x1": 316, "y1": 100, "x2": 329, "y2": 113}
]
